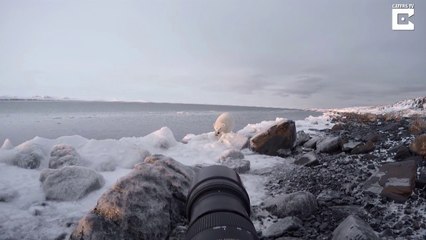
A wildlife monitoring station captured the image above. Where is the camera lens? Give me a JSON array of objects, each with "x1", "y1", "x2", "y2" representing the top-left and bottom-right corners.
[{"x1": 185, "y1": 165, "x2": 259, "y2": 240}]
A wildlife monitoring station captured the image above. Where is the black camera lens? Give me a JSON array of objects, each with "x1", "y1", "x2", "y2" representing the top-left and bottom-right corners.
[{"x1": 185, "y1": 165, "x2": 259, "y2": 240}]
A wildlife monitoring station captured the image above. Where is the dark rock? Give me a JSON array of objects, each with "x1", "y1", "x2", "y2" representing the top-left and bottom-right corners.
[
  {"x1": 221, "y1": 159, "x2": 250, "y2": 174},
  {"x1": 410, "y1": 134, "x2": 426, "y2": 157},
  {"x1": 316, "y1": 189, "x2": 341, "y2": 204},
  {"x1": 351, "y1": 141, "x2": 375, "y2": 154},
  {"x1": 342, "y1": 141, "x2": 362, "y2": 152},
  {"x1": 416, "y1": 167, "x2": 426, "y2": 188},
  {"x1": 294, "y1": 151, "x2": 319, "y2": 167},
  {"x1": 277, "y1": 149, "x2": 293, "y2": 158},
  {"x1": 70, "y1": 155, "x2": 194, "y2": 240},
  {"x1": 262, "y1": 216, "x2": 302, "y2": 238},
  {"x1": 362, "y1": 132, "x2": 380, "y2": 143},
  {"x1": 332, "y1": 215, "x2": 380, "y2": 240},
  {"x1": 41, "y1": 166, "x2": 105, "y2": 201},
  {"x1": 48, "y1": 144, "x2": 80, "y2": 169},
  {"x1": 331, "y1": 123, "x2": 344, "y2": 132},
  {"x1": 329, "y1": 205, "x2": 365, "y2": 219},
  {"x1": 394, "y1": 145, "x2": 412, "y2": 161},
  {"x1": 316, "y1": 137, "x2": 342, "y2": 154},
  {"x1": 303, "y1": 136, "x2": 321, "y2": 149},
  {"x1": 294, "y1": 131, "x2": 310, "y2": 146},
  {"x1": 363, "y1": 160, "x2": 416, "y2": 202},
  {"x1": 250, "y1": 120, "x2": 296, "y2": 156},
  {"x1": 265, "y1": 191, "x2": 318, "y2": 218}
]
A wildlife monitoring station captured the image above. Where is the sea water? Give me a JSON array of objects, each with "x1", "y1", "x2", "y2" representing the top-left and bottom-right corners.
[{"x1": 0, "y1": 101, "x2": 320, "y2": 145}]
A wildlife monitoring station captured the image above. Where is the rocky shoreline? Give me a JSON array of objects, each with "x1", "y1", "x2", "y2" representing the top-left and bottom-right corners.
[
  {"x1": 257, "y1": 112, "x2": 426, "y2": 239},
  {"x1": 65, "y1": 110, "x2": 426, "y2": 240}
]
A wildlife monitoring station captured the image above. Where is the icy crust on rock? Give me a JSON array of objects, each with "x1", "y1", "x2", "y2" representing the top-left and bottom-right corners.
[{"x1": 0, "y1": 114, "x2": 331, "y2": 239}]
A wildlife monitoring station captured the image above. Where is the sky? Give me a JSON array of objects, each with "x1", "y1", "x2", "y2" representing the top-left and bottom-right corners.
[{"x1": 0, "y1": 0, "x2": 425, "y2": 109}]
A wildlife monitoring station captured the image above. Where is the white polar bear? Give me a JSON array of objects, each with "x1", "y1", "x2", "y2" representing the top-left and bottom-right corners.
[{"x1": 213, "y1": 112, "x2": 235, "y2": 137}]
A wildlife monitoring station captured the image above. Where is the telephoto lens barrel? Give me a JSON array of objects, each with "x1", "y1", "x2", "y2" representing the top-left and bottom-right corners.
[{"x1": 185, "y1": 165, "x2": 259, "y2": 240}]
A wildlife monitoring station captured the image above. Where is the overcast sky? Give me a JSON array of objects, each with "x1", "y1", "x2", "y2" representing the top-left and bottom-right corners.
[{"x1": 0, "y1": 0, "x2": 425, "y2": 108}]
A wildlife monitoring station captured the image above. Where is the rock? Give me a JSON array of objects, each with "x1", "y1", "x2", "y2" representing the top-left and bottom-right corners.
[
  {"x1": 262, "y1": 216, "x2": 302, "y2": 238},
  {"x1": 409, "y1": 118, "x2": 426, "y2": 135},
  {"x1": 342, "y1": 141, "x2": 362, "y2": 152},
  {"x1": 250, "y1": 120, "x2": 296, "y2": 156},
  {"x1": 331, "y1": 123, "x2": 344, "y2": 131},
  {"x1": 48, "y1": 144, "x2": 81, "y2": 169},
  {"x1": 70, "y1": 155, "x2": 195, "y2": 240},
  {"x1": 329, "y1": 205, "x2": 366, "y2": 219},
  {"x1": 265, "y1": 191, "x2": 318, "y2": 218},
  {"x1": 294, "y1": 151, "x2": 319, "y2": 167},
  {"x1": 394, "y1": 145, "x2": 412, "y2": 161},
  {"x1": 12, "y1": 145, "x2": 44, "y2": 169},
  {"x1": 351, "y1": 141, "x2": 375, "y2": 154},
  {"x1": 294, "y1": 131, "x2": 311, "y2": 146},
  {"x1": 363, "y1": 160, "x2": 416, "y2": 202},
  {"x1": 218, "y1": 149, "x2": 244, "y2": 161},
  {"x1": 362, "y1": 132, "x2": 380, "y2": 143},
  {"x1": 316, "y1": 189, "x2": 341, "y2": 204},
  {"x1": 41, "y1": 166, "x2": 105, "y2": 201},
  {"x1": 219, "y1": 132, "x2": 249, "y2": 150},
  {"x1": 416, "y1": 167, "x2": 426, "y2": 188},
  {"x1": 316, "y1": 137, "x2": 342, "y2": 153},
  {"x1": 303, "y1": 136, "x2": 321, "y2": 149},
  {"x1": 0, "y1": 184, "x2": 19, "y2": 202},
  {"x1": 1, "y1": 138, "x2": 14, "y2": 150},
  {"x1": 332, "y1": 215, "x2": 380, "y2": 240},
  {"x1": 221, "y1": 159, "x2": 250, "y2": 174},
  {"x1": 409, "y1": 134, "x2": 426, "y2": 157}
]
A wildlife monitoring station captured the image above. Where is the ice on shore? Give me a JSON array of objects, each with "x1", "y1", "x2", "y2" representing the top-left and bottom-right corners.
[{"x1": 0, "y1": 114, "x2": 331, "y2": 239}]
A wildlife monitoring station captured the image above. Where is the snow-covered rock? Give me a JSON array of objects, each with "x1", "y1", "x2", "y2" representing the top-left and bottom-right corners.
[
  {"x1": 48, "y1": 144, "x2": 81, "y2": 169},
  {"x1": 11, "y1": 143, "x2": 45, "y2": 169},
  {"x1": 221, "y1": 159, "x2": 251, "y2": 174},
  {"x1": 0, "y1": 184, "x2": 19, "y2": 202},
  {"x1": 219, "y1": 149, "x2": 244, "y2": 162},
  {"x1": 70, "y1": 155, "x2": 195, "y2": 240},
  {"x1": 218, "y1": 132, "x2": 249, "y2": 150},
  {"x1": 144, "y1": 127, "x2": 178, "y2": 149},
  {"x1": 40, "y1": 166, "x2": 105, "y2": 201}
]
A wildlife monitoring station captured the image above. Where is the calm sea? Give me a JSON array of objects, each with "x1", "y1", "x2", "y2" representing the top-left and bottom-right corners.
[{"x1": 0, "y1": 101, "x2": 320, "y2": 145}]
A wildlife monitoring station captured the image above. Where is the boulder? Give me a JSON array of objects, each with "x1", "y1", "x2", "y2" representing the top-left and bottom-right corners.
[
  {"x1": 12, "y1": 145, "x2": 43, "y2": 169},
  {"x1": 294, "y1": 151, "x2": 319, "y2": 167},
  {"x1": 410, "y1": 134, "x2": 426, "y2": 157},
  {"x1": 394, "y1": 145, "x2": 412, "y2": 161},
  {"x1": 250, "y1": 120, "x2": 296, "y2": 156},
  {"x1": 41, "y1": 166, "x2": 105, "y2": 201},
  {"x1": 351, "y1": 141, "x2": 375, "y2": 154},
  {"x1": 221, "y1": 159, "x2": 250, "y2": 174},
  {"x1": 48, "y1": 144, "x2": 81, "y2": 169},
  {"x1": 303, "y1": 136, "x2": 321, "y2": 149},
  {"x1": 262, "y1": 216, "x2": 302, "y2": 238},
  {"x1": 363, "y1": 160, "x2": 416, "y2": 202},
  {"x1": 342, "y1": 141, "x2": 362, "y2": 152},
  {"x1": 331, "y1": 123, "x2": 344, "y2": 132},
  {"x1": 294, "y1": 131, "x2": 310, "y2": 147},
  {"x1": 416, "y1": 166, "x2": 426, "y2": 188},
  {"x1": 316, "y1": 137, "x2": 342, "y2": 154},
  {"x1": 332, "y1": 215, "x2": 379, "y2": 240},
  {"x1": 218, "y1": 149, "x2": 244, "y2": 161},
  {"x1": 409, "y1": 118, "x2": 426, "y2": 135},
  {"x1": 265, "y1": 191, "x2": 318, "y2": 218},
  {"x1": 70, "y1": 155, "x2": 195, "y2": 240}
]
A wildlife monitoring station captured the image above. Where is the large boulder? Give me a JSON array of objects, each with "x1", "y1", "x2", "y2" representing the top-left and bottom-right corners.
[
  {"x1": 250, "y1": 120, "x2": 296, "y2": 156},
  {"x1": 410, "y1": 134, "x2": 426, "y2": 157},
  {"x1": 316, "y1": 137, "x2": 342, "y2": 154},
  {"x1": 265, "y1": 191, "x2": 318, "y2": 218},
  {"x1": 332, "y1": 215, "x2": 379, "y2": 240},
  {"x1": 48, "y1": 144, "x2": 81, "y2": 169},
  {"x1": 12, "y1": 144, "x2": 44, "y2": 169},
  {"x1": 294, "y1": 131, "x2": 310, "y2": 147},
  {"x1": 40, "y1": 166, "x2": 105, "y2": 201},
  {"x1": 363, "y1": 160, "x2": 416, "y2": 202},
  {"x1": 70, "y1": 155, "x2": 195, "y2": 240},
  {"x1": 303, "y1": 136, "x2": 321, "y2": 149}
]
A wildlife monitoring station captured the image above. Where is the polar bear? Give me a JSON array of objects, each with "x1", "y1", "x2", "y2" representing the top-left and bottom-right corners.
[{"x1": 213, "y1": 112, "x2": 235, "y2": 137}]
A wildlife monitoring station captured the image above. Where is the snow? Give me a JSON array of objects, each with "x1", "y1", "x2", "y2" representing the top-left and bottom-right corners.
[
  {"x1": 323, "y1": 96, "x2": 426, "y2": 117},
  {"x1": 0, "y1": 112, "x2": 332, "y2": 239}
]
